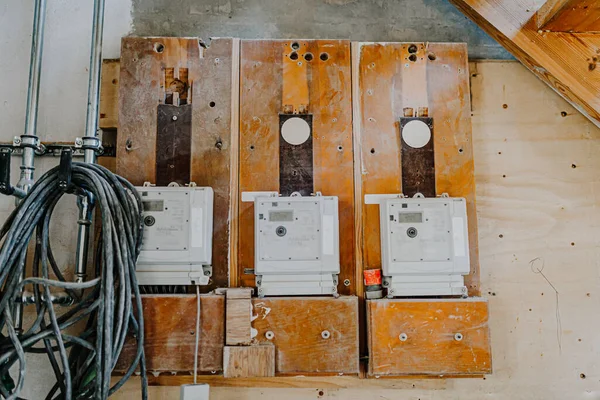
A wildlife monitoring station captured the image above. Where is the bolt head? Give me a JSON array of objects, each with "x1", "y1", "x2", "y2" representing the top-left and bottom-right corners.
[{"x1": 172, "y1": 115, "x2": 178, "y2": 121}]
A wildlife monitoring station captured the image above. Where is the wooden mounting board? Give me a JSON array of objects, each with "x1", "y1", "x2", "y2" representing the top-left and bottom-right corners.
[
  {"x1": 238, "y1": 40, "x2": 356, "y2": 294},
  {"x1": 115, "y1": 294, "x2": 225, "y2": 373},
  {"x1": 251, "y1": 296, "x2": 360, "y2": 375},
  {"x1": 117, "y1": 37, "x2": 238, "y2": 288},
  {"x1": 366, "y1": 298, "x2": 491, "y2": 376},
  {"x1": 353, "y1": 42, "x2": 480, "y2": 296}
]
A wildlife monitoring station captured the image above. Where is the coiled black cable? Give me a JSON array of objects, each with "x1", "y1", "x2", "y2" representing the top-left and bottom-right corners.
[{"x1": 0, "y1": 162, "x2": 147, "y2": 399}]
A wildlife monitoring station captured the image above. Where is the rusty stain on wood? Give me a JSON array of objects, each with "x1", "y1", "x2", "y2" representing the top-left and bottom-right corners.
[{"x1": 367, "y1": 298, "x2": 492, "y2": 376}]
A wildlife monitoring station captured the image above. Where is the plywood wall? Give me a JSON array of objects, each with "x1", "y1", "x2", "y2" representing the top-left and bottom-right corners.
[{"x1": 113, "y1": 61, "x2": 600, "y2": 399}]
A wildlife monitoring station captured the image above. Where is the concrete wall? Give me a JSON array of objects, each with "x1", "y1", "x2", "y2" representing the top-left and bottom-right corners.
[{"x1": 131, "y1": 0, "x2": 511, "y2": 60}]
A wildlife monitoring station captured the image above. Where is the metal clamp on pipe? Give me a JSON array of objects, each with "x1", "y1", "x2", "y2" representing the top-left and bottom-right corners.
[{"x1": 0, "y1": 150, "x2": 26, "y2": 198}]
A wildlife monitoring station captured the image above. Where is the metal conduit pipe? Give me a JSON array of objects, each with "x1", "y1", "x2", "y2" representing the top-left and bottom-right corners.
[{"x1": 75, "y1": 0, "x2": 106, "y2": 283}]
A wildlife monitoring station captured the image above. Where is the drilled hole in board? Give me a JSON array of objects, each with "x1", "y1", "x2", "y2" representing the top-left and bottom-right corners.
[
  {"x1": 408, "y1": 54, "x2": 417, "y2": 62},
  {"x1": 408, "y1": 44, "x2": 418, "y2": 54},
  {"x1": 154, "y1": 43, "x2": 165, "y2": 53},
  {"x1": 320, "y1": 52, "x2": 329, "y2": 61},
  {"x1": 291, "y1": 42, "x2": 300, "y2": 50},
  {"x1": 290, "y1": 52, "x2": 299, "y2": 61},
  {"x1": 370, "y1": 148, "x2": 375, "y2": 154},
  {"x1": 428, "y1": 53, "x2": 437, "y2": 61},
  {"x1": 209, "y1": 101, "x2": 216, "y2": 108},
  {"x1": 458, "y1": 148, "x2": 464, "y2": 153},
  {"x1": 304, "y1": 52, "x2": 314, "y2": 62}
]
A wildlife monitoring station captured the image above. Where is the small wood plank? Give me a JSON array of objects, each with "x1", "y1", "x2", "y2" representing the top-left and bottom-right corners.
[
  {"x1": 537, "y1": 0, "x2": 600, "y2": 32},
  {"x1": 238, "y1": 40, "x2": 355, "y2": 294},
  {"x1": 117, "y1": 37, "x2": 236, "y2": 288},
  {"x1": 226, "y1": 289, "x2": 252, "y2": 345},
  {"x1": 115, "y1": 294, "x2": 225, "y2": 373},
  {"x1": 223, "y1": 345, "x2": 276, "y2": 378},
  {"x1": 251, "y1": 296, "x2": 359, "y2": 375},
  {"x1": 448, "y1": 0, "x2": 600, "y2": 127},
  {"x1": 99, "y1": 59, "x2": 119, "y2": 129},
  {"x1": 367, "y1": 298, "x2": 492, "y2": 376},
  {"x1": 356, "y1": 42, "x2": 480, "y2": 295}
]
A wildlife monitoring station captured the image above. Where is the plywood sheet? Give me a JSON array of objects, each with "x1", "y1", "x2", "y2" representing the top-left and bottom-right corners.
[
  {"x1": 99, "y1": 59, "x2": 119, "y2": 129},
  {"x1": 251, "y1": 297, "x2": 360, "y2": 375},
  {"x1": 117, "y1": 37, "x2": 237, "y2": 288},
  {"x1": 355, "y1": 42, "x2": 480, "y2": 295},
  {"x1": 223, "y1": 345, "x2": 276, "y2": 378},
  {"x1": 238, "y1": 40, "x2": 355, "y2": 294},
  {"x1": 367, "y1": 298, "x2": 491, "y2": 376},
  {"x1": 115, "y1": 294, "x2": 225, "y2": 373}
]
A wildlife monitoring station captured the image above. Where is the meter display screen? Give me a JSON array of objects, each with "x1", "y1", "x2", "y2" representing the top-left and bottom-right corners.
[
  {"x1": 269, "y1": 210, "x2": 294, "y2": 222},
  {"x1": 143, "y1": 200, "x2": 164, "y2": 212},
  {"x1": 398, "y1": 212, "x2": 422, "y2": 223}
]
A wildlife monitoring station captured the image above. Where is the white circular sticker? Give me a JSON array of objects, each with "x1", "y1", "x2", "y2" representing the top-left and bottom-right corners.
[
  {"x1": 402, "y1": 120, "x2": 431, "y2": 148},
  {"x1": 281, "y1": 117, "x2": 311, "y2": 145}
]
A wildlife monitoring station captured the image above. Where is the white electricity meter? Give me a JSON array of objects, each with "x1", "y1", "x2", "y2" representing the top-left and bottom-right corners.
[
  {"x1": 365, "y1": 193, "x2": 470, "y2": 297},
  {"x1": 135, "y1": 185, "x2": 214, "y2": 286},
  {"x1": 242, "y1": 191, "x2": 340, "y2": 297}
]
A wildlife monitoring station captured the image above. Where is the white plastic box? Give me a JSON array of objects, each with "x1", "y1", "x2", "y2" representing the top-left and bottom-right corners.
[
  {"x1": 135, "y1": 186, "x2": 214, "y2": 285},
  {"x1": 366, "y1": 194, "x2": 470, "y2": 297},
  {"x1": 243, "y1": 192, "x2": 340, "y2": 297}
]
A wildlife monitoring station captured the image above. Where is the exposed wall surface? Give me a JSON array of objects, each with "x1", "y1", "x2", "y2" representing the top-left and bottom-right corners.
[
  {"x1": 112, "y1": 61, "x2": 600, "y2": 400},
  {"x1": 130, "y1": 0, "x2": 511, "y2": 60}
]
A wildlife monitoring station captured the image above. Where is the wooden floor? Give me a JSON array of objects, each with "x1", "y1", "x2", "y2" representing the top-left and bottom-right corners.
[{"x1": 110, "y1": 60, "x2": 600, "y2": 399}]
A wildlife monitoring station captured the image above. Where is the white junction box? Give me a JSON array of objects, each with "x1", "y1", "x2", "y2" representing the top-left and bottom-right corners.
[
  {"x1": 136, "y1": 185, "x2": 214, "y2": 286},
  {"x1": 242, "y1": 192, "x2": 340, "y2": 297},
  {"x1": 365, "y1": 194, "x2": 470, "y2": 297}
]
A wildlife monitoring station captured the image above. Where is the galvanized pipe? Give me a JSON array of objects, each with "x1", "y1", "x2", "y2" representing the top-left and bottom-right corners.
[
  {"x1": 17, "y1": 0, "x2": 47, "y2": 195},
  {"x1": 75, "y1": 0, "x2": 106, "y2": 283},
  {"x1": 14, "y1": 0, "x2": 48, "y2": 332}
]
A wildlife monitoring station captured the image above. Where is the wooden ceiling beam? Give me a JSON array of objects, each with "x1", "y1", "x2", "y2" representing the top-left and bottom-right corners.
[
  {"x1": 537, "y1": 0, "x2": 600, "y2": 32},
  {"x1": 448, "y1": 0, "x2": 600, "y2": 128}
]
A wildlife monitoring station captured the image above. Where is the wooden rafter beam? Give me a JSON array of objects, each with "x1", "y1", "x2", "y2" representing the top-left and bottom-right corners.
[
  {"x1": 448, "y1": 0, "x2": 600, "y2": 128},
  {"x1": 537, "y1": 0, "x2": 600, "y2": 32}
]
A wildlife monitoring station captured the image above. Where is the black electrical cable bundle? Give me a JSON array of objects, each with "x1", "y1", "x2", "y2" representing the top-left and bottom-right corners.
[{"x1": 0, "y1": 162, "x2": 148, "y2": 400}]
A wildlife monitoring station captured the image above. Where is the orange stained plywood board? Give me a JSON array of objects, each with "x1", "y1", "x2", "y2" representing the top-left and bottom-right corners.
[
  {"x1": 117, "y1": 37, "x2": 237, "y2": 289},
  {"x1": 251, "y1": 296, "x2": 360, "y2": 375},
  {"x1": 238, "y1": 40, "x2": 355, "y2": 294},
  {"x1": 367, "y1": 298, "x2": 492, "y2": 376},
  {"x1": 115, "y1": 294, "x2": 225, "y2": 373},
  {"x1": 354, "y1": 42, "x2": 480, "y2": 296}
]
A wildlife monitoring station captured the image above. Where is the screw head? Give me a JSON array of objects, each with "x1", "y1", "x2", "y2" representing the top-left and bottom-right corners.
[
  {"x1": 265, "y1": 331, "x2": 275, "y2": 340},
  {"x1": 454, "y1": 333, "x2": 463, "y2": 341},
  {"x1": 204, "y1": 270, "x2": 211, "y2": 276},
  {"x1": 343, "y1": 279, "x2": 351, "y2": 287},
  {"x1": 399, "y1": 333, "x2": 408, "y2": 341},
  {"x1": 321, "y1": 330, "x2": 331, "y2": 339},
  {"x1": 172, "y1": 115, "x2": 178, "y2": 121}
]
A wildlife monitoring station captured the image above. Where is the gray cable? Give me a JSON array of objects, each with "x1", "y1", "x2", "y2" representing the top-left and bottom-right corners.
[{"x1": 0, "y1": 162, "x2": 148, "y2": 399}]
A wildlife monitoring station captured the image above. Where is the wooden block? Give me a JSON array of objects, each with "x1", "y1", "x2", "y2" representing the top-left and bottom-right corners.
[
  {"x1": 99, "y1": 59, "x2": 119, "y2": 129},
  {"x1": 238, "y1": 40, "x2": 356, "y2": 294},
  {"x1": 252, "y1": 296, "x2": 359, "y2": 375},
  {"x1": 226, "y1": 289, "x2": 252, "y2": 345},
  {"x1": 354, "y1": 42, "x2": 480, "y2": 296},
  {"x1": 115, "y1": 294, "x2": 225, "y2": 372},
  {"x1": 117, "y1": 37, "x2": 237, "y2": 288},
  {"x1": 537, "y1": 0, "x2": 600, "y2": 32},
  {"x1": 223, "y1": 345, "x2": 276, "y2": 378},
  {"x1": 367, "y1": 298, "x2": 492, "y2": 376}
]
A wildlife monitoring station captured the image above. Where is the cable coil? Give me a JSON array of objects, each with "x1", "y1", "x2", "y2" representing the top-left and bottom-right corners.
[{"x1": 0, "y1": 162, "x2": 147, "y2": 399}]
